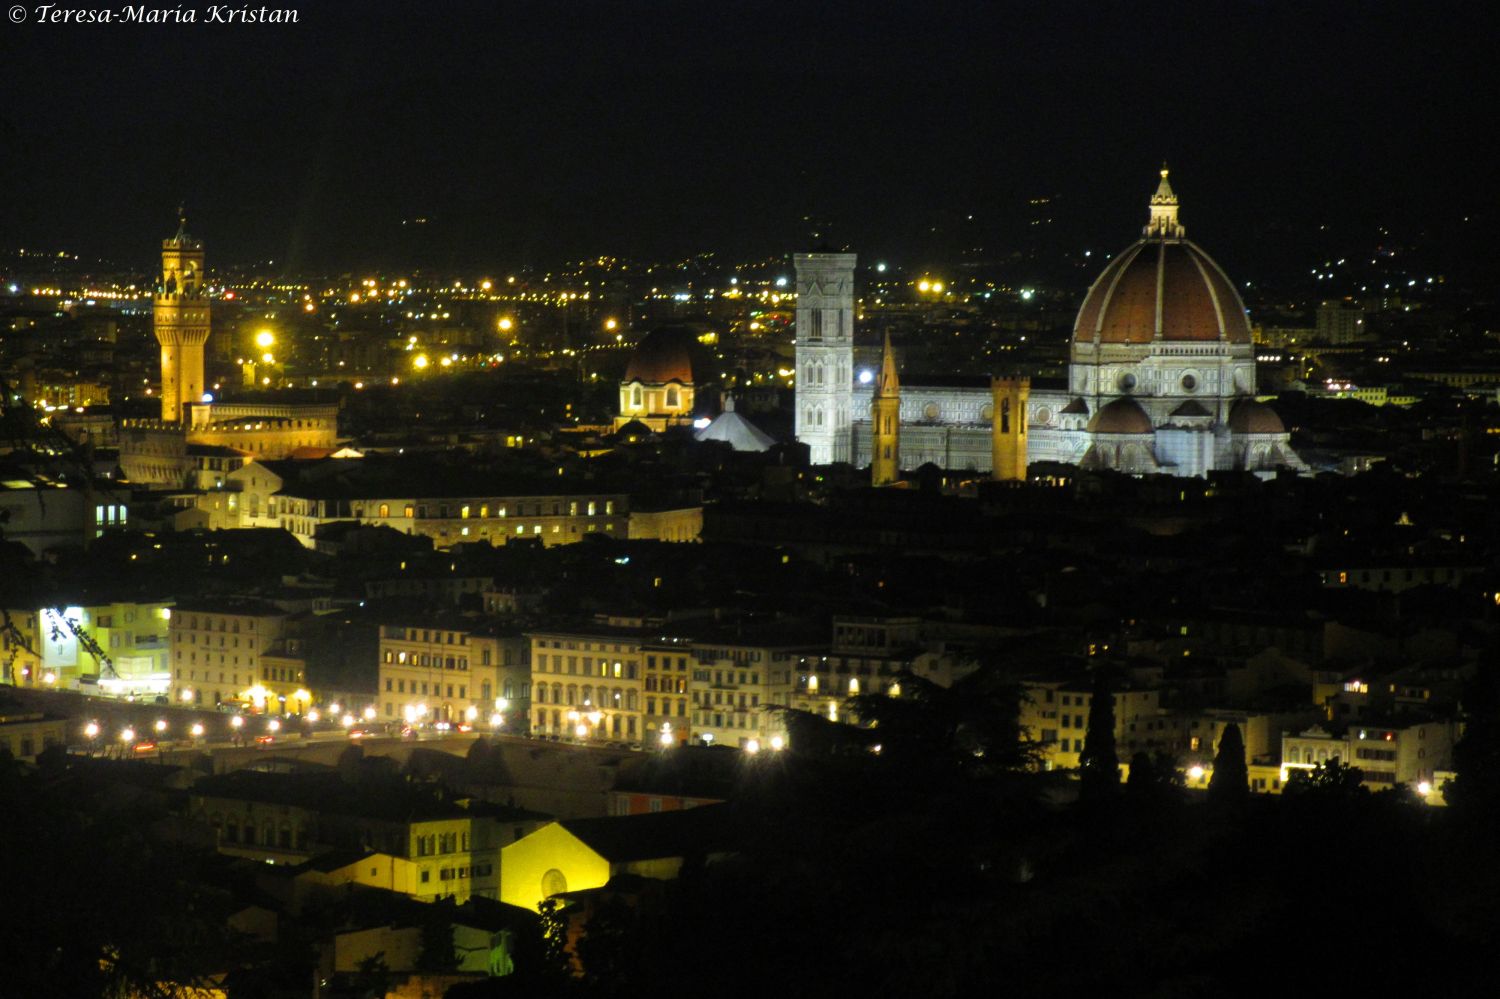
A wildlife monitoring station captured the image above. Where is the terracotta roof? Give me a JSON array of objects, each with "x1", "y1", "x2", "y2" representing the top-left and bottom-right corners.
[
  {"x1": 624, "y1": 328, "x2": 700, "y2": 385},
  {"x1": 1073, "y1": 239, "x2": 1251, "y2": 345},
  {"x1": 1060, "y1": 397, "x2": 1090, "y2": 416},
  {"x1": 1087, "y1": 396, "x2": 1154, "y2": 435},
  {"x1": 1227, "y1": 398, "x2": 1286, "y2": 435}
]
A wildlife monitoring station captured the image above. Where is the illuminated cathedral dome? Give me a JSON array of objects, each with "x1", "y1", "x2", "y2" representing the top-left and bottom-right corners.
[
  {"x1": 616, "y1": 326, "x2": 709, "y2": 432},
  {"x1": 624, "y1": 327, "x2": 701, "y2": 385},
  {"x1": 1071, "y1": 169, "x2": 1251, "y2": 347}
]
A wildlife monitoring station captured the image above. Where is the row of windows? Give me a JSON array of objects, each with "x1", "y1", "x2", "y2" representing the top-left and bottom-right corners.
[
  {"x1": 414, "y1": 831, "x2": 468, "y2": 856},
  {"x1": 537, "y1": 655, "x2": 638, "y2": 679},
  {"x1": 384, "y1": 651, "x2": 469, "y2": 669},
  {"x1": 179, "y1": 616, "x2": 260, "y2": 632},
  {"x1": 181, "y1": 634, "x2": 255, "y2": 648},
  {"x1": 370, "y1": 499, "x2": 616, "y2": 519},
  {"x1": 386, "y1": 679, "x2": 468, "y2": 698},
  {"x1": 535, "y1": 684, "x2": 639, "y2": 710}
]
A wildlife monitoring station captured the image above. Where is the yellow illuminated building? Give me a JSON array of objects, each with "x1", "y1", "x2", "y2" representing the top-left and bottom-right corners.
[
  {"x1": 169, "y1": 598, "x2": 288, "y2": 710},
  {"x1": 528, "y1": 625, "x2": 645, "y2": 743}
]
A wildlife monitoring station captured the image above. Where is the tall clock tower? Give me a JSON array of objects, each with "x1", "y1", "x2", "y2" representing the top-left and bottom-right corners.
[
  {"x1": 154, "y1": 210, "x2": 210, "y2": 422},
  {"x1": 793, "y1": 251, "x2": 856, "y2": 464}
]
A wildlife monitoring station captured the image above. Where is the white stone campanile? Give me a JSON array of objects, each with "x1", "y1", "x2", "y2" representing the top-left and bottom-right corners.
[{"x1": 794, "y1": 252, "x2": 856, "y2": 464}]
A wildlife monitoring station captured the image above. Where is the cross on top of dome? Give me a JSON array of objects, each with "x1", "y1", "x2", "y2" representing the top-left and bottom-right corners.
[{"x1": 1144, "y1": 165, "x2": 1186, "y2": 238}]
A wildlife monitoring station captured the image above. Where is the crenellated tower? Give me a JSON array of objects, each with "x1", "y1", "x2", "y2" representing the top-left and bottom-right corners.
[
  {"x1": 793, "y1": 251, "x2": 856, "y2": 464},
  {"x1": 870, "y1": 333, "x2": 901, "y2": 486},
  {"x1": 991, "y1": 375, "x2": 1030, "y2": 481},
  {"x1": 154, "y1": 209, "x2": 210, "y2": 422}
]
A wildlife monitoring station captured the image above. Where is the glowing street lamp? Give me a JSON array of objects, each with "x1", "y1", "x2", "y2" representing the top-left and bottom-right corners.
[
  {"x1": 770, "y1": 735, "x2": 785, "y2": 752},
  {"x1": 154, "y1": 719, "x2": 168, "y2": 735},
  {"x1": 84, "y1": 721, "x2": 100, "y2": 740},
  {"x1": 230, "y1": 715, "x2": 244, "y2": 730},
  {"x1": 267, "y1": 719, "x2": 281, "y2": 733},
  {"x1": 489, "y1": 712, "x2": 503, "y2": 728},
  {"x1": 120, "y1": 727, "x2": 136, "y2": 745},
  {"x1": 497, "y1": 317, "x2": 514, "y2": 333},
  {"x1": 363, "y1": 706, "x2": 377, "y2": 721},
  {"x1": 341, "y1": 713, "x2": 356, "y2": 728},
  {"x1": 190, "y1": 723, "x2": 205, "y2": 739},
  {"x1": 575, "y1": 723, "x2": 589, "y2": 738},
  {"x1": 745, "y1": 738, "x2": 761, "y2": 755},
  {"x1": 254, "y1": 330, "x2": 275, "y2": 349}
]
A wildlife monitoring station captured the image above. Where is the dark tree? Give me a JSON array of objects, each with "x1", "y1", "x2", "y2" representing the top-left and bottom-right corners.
[
  {"x1": 575, "y1": 896, "x2": 637, "y2": 994},
  {"x1": 351, "y1": 952, "x2": 391, "y2": 998},
  {"x1": 1078, "y1": 669, "x2": 1119, "y2": 799},
  {"x1": 416, "y1": 905, "x2": 459, "y2": 972},
  {"x1": 1445, "y1": 672, "x2": 1500, "y2": 819},
  {"x1": 1125, "y1": 750, "x2": 1156, "y2": 798},
  {"x1": 844, "y1": 666, "x2": 1040, "y2": 775},
  {"x1": 1284, "y1": 756, "x2": 1366, "y2": 798},
  {"x1": 1208, "y1": 722, "x2": 1249, "y2": 803}
]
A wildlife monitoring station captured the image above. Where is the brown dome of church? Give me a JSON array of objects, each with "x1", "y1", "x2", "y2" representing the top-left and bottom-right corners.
[
  {"x1": 624, "y1": 327, "x2": 700, "y2": 384},
  {"x1": 1227, "y1": 398, "x2": 1286, "y2": 435},
  {"x1": 1087, "y1": 396, "x2": 1154, "y2": 435},
  {"x1": 1072, "y1": 169, "x2": 1251, "y2": 347}
]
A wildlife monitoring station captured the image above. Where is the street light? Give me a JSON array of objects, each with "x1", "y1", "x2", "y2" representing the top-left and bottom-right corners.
[
  {"x1": 254, "y1": 330, "x2": 275, "y2": 349},
  {"x1": 84, "y1": 721, "x2": 100, "y2": 739},
  {"x1": 230, "y1": 715, "x2": 244, "y2": 730},
  {"x1": 154, "y1": 719, "x2": 167, "y2": 735},
  {"x1": 120, "y1": 727, "x2": 136, "y2": 745},
  {"x1": 363, "y1": 706, "x2": 377, "y2": 721},
  {"x1": 341, "y1": 713, "x2": 356, "y2": 728},
  {"x1": 267, "y1": 719, "x2": 281, "y2": 733},
  {"x1": 745, "y1": 738, "x2": 761, "y2": 755},
  {"x1": 190, "y1": 723, "x2": 205, "y2": 739}
]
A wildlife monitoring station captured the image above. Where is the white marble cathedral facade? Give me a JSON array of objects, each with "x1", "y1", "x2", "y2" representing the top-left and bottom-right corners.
[{"x1": 792, "y1": 171, "x2": 1305, "y2": 478}]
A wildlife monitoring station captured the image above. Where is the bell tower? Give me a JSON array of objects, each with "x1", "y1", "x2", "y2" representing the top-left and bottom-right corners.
[
  {"x1": 870, "y1": 334, "x2": 901, "y2": 486},
  {"x1": 794, "y1": 251, "x2": 856, "y2": 464},
  {"x1": 154, "y1": 208, "x2": 210, "y2": 422},
  {"x1": 991, "y1": 376, "x2": 1030, "y2": 481}
]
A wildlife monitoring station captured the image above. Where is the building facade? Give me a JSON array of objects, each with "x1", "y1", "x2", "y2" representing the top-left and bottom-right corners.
[{"x1": 797, "y1": 171, "x2": 1306, "y2": 479}]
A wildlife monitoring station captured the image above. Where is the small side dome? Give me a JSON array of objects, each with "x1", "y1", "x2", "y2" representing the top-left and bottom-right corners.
[
  {"x1": 1227, "y1": 399, "x2": 1286, "y2": 435},
  {"x1": 1088, "y1": 396, "x2": 1154, "y2": 435}
]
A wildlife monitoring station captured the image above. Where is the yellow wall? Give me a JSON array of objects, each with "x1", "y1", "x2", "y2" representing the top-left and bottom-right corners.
[{"x1": 500, "y1": 824, "x2": 611, "y2": 912}]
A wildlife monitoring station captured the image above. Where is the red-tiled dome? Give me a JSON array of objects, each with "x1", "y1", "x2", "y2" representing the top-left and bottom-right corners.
[
  {"x1": 1087, "y1": 396, "x2": 1154, "y2": 434},
  {"x1": 624, "y1": 328, "x2": 699, "y2": 384},
  {"x1": 1073, "y1": 240, "x2": 1252, "y2": 346},
  {"x1": 1073, "y1": 169, "x2": 1251, "y2": 347},
  {"x1": 1227, "y1": 398, "x2": 1286, "y2": 434}
]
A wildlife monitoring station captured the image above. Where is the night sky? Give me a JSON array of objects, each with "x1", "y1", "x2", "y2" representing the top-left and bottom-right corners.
[{"x1": 2, "y1": 0, "x2": 1495, "y2": 276}]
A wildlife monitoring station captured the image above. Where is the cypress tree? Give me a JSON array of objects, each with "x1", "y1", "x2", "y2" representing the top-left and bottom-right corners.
[
  {"x1": 1208, "y1": 722, "x2": 1249, "y2": 803},
  {"x1": 1079, "y1": 668, "x2": 1119, "y2": 799}
]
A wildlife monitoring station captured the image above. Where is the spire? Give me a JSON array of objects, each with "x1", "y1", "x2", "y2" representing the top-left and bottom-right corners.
[
  {"x1": 1143, "y1": 164, "x2": 1185, "y2": 238},
  {"x1": 875, "y1": 333, "x2": 899, "y2": 396},
  {"x1": 175, "y1": 202, "x2": 188, "y2": 242}
]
